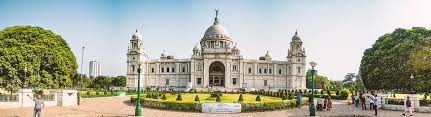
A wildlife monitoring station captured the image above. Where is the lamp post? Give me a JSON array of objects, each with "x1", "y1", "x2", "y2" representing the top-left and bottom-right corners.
[
  {"x1": 309, "y1": 61, "x2": 317, "y2": 116},
  {"x1": 135, "y1": 64, "x2": 142, "y2": 116},
  {"x1": 409, "y1": 74, "x2": 414, "y2": 94},
  {"x1": 23, "y1": 66, "x2": 28, "y2": 89}
]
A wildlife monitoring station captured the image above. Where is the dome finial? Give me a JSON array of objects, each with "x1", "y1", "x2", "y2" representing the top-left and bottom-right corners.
[
  {"x1": 214, "y1": 9, "x2": 220, "y2": 25},
  {"x1": 135, "y1": 29, "x2": 138, "y2": 33},
  {"x1": 295, "y1": 29, "x2": 298, "y2": 35}
]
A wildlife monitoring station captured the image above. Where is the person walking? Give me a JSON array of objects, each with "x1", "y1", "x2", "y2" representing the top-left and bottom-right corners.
[
  {"x1": 323, "y1": 97, "x2": 328, "y2": 110},
  {"x1": 368, "y1": 95, "x2": 374, "y2": 110},
  {"x1": 403, "y1": 96, "x2": 413, "y2": 116},
  {"x1": 327, "y1": 96, "x2": 332, "y2": 111},
  {"x1": 373, "y1": 94, "x2": 379, "y2": 115},
  {"x1": 354, "y1": 94, "x2": 360, "y2": 107},
  {"x1": 296, "y1": 92, "x2": 302, "y2": 107},
  {"x1": 361, "y1": 92, "x2": 367, "y2": 110},
  {"x1": 27, "y1": 94, "x2": 45, "y2": 117}
]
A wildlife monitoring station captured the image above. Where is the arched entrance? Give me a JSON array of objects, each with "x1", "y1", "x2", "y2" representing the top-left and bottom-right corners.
[{"x1": 209, "y1": 61, "x2": 225, "y2": 87}]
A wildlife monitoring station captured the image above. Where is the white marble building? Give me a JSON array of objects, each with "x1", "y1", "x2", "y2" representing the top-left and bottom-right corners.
[{"x1": 126, "y1": 11, "x2": 306, "y2": 90}]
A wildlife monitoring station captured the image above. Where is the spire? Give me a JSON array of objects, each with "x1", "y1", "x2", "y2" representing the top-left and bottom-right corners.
[
  {"x1": 135, "y1": 29, "x2": 138, "y2": 33},
  {"x1": 295, "y1": 29, "x2": 298, "y2": 35},
  {"x1": 213, "y1": 9, "x2": 220, "y2": 25}
]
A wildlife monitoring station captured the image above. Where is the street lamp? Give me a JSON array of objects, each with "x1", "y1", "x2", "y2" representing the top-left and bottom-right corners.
[
  {"x1": 309, "y1": 61, "x2": 317, "y2": 116},
  {"x1": 23, "y1": 66, "x2": 28, "y2": 89},
  {"x1": 409, "y1": 74, "x2": 414, "y2": 94},
  {"x1": 135, "y1": 64, "x2": 142, "y2": 116}
]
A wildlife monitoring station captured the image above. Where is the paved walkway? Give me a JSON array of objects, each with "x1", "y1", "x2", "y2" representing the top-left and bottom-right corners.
[{"x1": 0, "y1": 96, "x2": 430, "y2": 117}]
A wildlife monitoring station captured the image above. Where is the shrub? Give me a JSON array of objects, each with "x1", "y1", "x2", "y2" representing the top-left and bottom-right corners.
[
  {"x1": 216, "y1": 94, "x2": 222, "y2": 102},
  {"x1": 153, "y1": 93, "x2": 158, "y2": 99},
  {"x1": 256, "y1": 95, "x2": 261, "y2": 101},
  {"x1": 104, "y1": 91, "x2": 107, "y2": 95},
  {"x1": 288, "y1": 92, "x2": 294, "y2": 100},
  {"x1": 388, "y1": 98, "x2": 404, "y2": 105},
  {"x1": 336, "y1": 90, "x2": 340, "y2": 95},
  {"x1": 282, "y1": 94, "x2": 287, "y2": 100},
  {"x1": 194, "y1": 95, "x2": 200, "y2": 102},
  {"x1": 320, "y1": 90, "x2": 324, "y2": 95},
  {"x1": 86, "y1": 91, "x2": 90, "y2": 95},
  {"x1": 419, "y1": 99, "x2": 431, "y2": 107},
  {"x1": 176, "y1": 93, "x2": 182, "y2": 101},
  {"x1": 161, "y1": 94, "x2": 167, "y2": 100},
  {"x1": 110, "y1": 90, "x2": 114, "y2": 94},
  {"x1": 96, "y1": 90, "x2": 100, "y2": 95},
  {"x1": 238, "y1": 94, "x2": 244, "y2": 102},
  {"x1": 340, "y1": 90, "x2": 349, "y2": 100},
  {"x1": 326, "y1": 90, "x2": 331, "y2": 96},
  {"x1": 146, "y1": 93, "x2": 151, "y2": 98},
  {"x1": 210, "y1": 93, "x2": 223, "y2": 97}
]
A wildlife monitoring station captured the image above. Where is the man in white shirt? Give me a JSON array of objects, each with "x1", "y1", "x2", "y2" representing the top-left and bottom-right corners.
[{"x1": 27, "y1": 94, "x2": 45, "y2": 117}]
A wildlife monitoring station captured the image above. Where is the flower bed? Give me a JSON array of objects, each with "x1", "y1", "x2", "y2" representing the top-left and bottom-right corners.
[{"x1": 130, "y1": 94, "x2": 309, "y2": 112}]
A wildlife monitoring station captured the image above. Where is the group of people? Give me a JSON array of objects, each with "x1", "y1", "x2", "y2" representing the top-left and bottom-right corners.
[
  {"x1": 353, "y1": 93, "x2": 379, "y2": 115},
  {"x1": 316, "y1": 96, "x2": 332, "y2": 111},
  {"x1": 352, "y1": 92, "x2": 414, "y2": 116}
]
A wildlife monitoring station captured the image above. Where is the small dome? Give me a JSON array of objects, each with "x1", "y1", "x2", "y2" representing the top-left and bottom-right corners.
[
  {"x1": 193, "y1": 45, "x2": 200, "y2": 51},
  {"x1": 161, "y1": 50, "x2": 166, "y2": 57},
  {"x1": 265, "y1": 51, "x2": 271, "y2": 58},
  {"x1": 132, "y1": 29, "x2": 142, "y2": 39},
  {"x1": 232, "y1": 44, "x2": 239, "y2": 51},
  {"x1": 292, "y1": 31, "x2": 301, "y2": 42}
]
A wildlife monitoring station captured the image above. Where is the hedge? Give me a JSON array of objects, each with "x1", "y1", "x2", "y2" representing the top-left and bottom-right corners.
[
  {"x1": 419, "y1": 99, "x2": 431, "y2": 107},
  {"x1": 387, "y1": 98, "x2": 404, "y2": 105},
  {"x1": 130, "y1": 97, "x2": 308, "y2": 112}
]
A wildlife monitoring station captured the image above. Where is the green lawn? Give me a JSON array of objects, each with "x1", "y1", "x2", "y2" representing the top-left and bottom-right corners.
[{"x1": 143, "y1": 93, "x2": 299, "y2": 103}]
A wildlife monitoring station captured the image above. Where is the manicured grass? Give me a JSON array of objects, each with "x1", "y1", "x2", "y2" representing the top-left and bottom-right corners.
[{"x1": 143, "y1": 93, "x2": 298, "y2": 103}]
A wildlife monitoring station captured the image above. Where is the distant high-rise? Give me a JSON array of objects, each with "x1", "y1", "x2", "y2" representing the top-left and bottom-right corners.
[{"x1": 89, "y1": 61, "x2": 101, "y2": 78}]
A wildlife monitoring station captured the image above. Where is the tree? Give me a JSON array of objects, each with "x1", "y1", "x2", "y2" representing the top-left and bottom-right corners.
[
  {"x1": 0, "y1": 26, "x2": 78, "y2": 89},
  {"x1": 255, "y1": 95, "x2": 261, "y2": 101},
  {"x1": 216, "y1": 94, "x2": 221, "y2": 102},
  {"x1": 329, "y1": 81, "x2": 343, "y2": 91},
  {"x1": 194, "y1": 95, "x2": 200, "y2": 102},
  {"x1": 360, "y1": 27, "x2": 431, "y2": 92},
  {"x1": 342, "y1": 73, "x2": 356, "y2": 90},
  {"x1": 176, "y1": 93, "x2": 182, "y2": 101},
  {"x1": 112, "y1": 76, "x2": 126, "y2": 87},
  {"x1": 306, "y1": 69, "x2": 331, "y2": 89},
  {"x1": 238, "y1": 94, "x2": 244, "y2": 102},
  {"x1": 161, "y1": 94, "x2": 167, "y2": 100}
]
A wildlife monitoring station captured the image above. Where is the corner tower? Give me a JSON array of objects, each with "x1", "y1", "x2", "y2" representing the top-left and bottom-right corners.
[
  {"x1": 287, "y1": 31, "x2": 306, "y2": 89},
  {"x1": 126, "y1": 29, "x2": 148, "y2": 89}
]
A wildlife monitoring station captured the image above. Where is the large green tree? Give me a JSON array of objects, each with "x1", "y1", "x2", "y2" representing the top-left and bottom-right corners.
[
  {"x1": 359, "y1": 27, "x2": 431, "y2": 92},
  {"x1": 306, "y1": 69, "x2": 330, "y2": 89},
  {"x1": 0, "y1": 26, "x2": 78, "y2": 91}
]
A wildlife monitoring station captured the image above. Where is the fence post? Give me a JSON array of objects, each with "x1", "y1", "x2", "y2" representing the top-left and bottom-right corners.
[{"x1": 18, "y1": 89, "x2": 33, "y2": 108}]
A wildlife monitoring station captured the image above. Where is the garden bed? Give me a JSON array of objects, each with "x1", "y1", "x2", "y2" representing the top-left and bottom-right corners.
[{"x1": 130, "y1": 93, "x2": 308, "y2": 112}]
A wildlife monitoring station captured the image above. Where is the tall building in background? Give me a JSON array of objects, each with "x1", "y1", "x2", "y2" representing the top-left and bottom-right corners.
[
  {"x1": 89, "y1": 61, "x2": 101, "y2": 78},
  {"x1": 126, "y1": 11, "x2": 306, "y2": 90}
]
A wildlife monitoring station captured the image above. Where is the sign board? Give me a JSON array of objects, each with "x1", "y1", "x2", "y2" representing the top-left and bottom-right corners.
[{"x1": 202, "y1": 103, "x2": 241, "y2": 113}]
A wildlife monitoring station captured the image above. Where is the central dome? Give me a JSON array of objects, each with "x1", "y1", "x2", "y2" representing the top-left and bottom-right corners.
[
  {"x1": 202, "y1": 24, "x2": 231, "y2": 40},
  {"x1": 201, "y1": 10, "x2": 232, "y2": 42}
]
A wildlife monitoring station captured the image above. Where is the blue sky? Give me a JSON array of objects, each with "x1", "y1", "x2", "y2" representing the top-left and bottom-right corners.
[{"x1": 1, "y1": 0, "x2": 431, "y2": 80}]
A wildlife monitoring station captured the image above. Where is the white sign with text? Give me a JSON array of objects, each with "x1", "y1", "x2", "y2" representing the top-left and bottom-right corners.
[{"x1": 202, "y1": 103, "x2": 242, "y2": 113}]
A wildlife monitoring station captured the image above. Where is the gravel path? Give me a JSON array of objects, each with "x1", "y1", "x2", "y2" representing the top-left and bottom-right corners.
[{"x1": 1, "y1": 96, "x2": 430, "y2": 117}]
